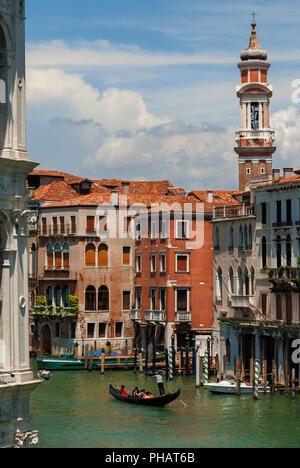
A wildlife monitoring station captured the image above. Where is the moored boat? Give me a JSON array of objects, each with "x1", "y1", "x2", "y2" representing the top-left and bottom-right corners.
[
  {"x1": 204, "y1": 378, "x2": 271, "y2": 395},
  {"x1": 109, "y1": 384, "x2": 181, "y2": 407}
]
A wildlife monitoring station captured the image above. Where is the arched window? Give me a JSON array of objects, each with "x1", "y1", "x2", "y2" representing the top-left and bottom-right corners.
[
  {"x1": 229, "y1": 226, "x2": 234, "y2": 250},
  {"x1": 262, "y1": 236, "x2": 267, "y2": 269},
  {"x1": 86, "y1": 286, "x2": 96, "y2": 311},
  {"x1": 54, "y1": 243, "x2": 62, "y2": 270},
  {"x1": 244, "y1": 267, "x2": 250, "y2": 296},
  {"x1": 30, "y1": 291, "x2": 36, "y2": 309},
  {"x1": 98, "y1": 244, "x2": 108, "y2": 267},
  {"x1": 237, "y1": 267, "x2": 243, "y2": 295},
  {"x1": 226, "y1": 339, "x2": 231, "y2": 364},
  {"x1": 276, "y1": 235, "x2": 282, "y2": 268},
  {"x1": 229, "y1": 267, "x2": 235, "y2": 295},
  {"x1": 46, "y1": 243, "x2": 53, "y2": 270},
  {"x1": 98, "y1": 286, "x2": 109, "y2": 311},
  {"x1": 250, "y1": 266, "x2": 255, "y2": 296},
  {"x1": 248, "y1": 225, "x2": 253, "y2": 250},
  {"x1": 214, "y1": 227, "x2": 220, "y2": 250},
  {"x1": 46, "y1": 286, "x2": 53, "y2": 306},
  {"x1": 62, "y1": 286, "x2": 70, "y2": 307},
  {"x1": 239, "y1": 226, "x2": 244, "y2": 249},
  {"x1": 63, "y1": 243, "x2": 70, "y2": 270},
  {"x1": 216, "y1": 267, "x2": 223, "y2": 300},
  {"x1": 244, "y1": 225, "x2": 248, "y2": 250},
  {"x1": 54, "y1": 286, "x2": 61, "y2": 307},
  {"x1": 85, "y1": 244, "x2": 96, "y2": 267},
  {"x1": 286, "y1": 235, "x2": 292, "y2": 267}
]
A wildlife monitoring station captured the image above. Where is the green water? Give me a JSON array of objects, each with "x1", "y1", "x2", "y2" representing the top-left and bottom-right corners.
[{"x1": 30, "y1": 361, "x2": 300, "y2": 448}]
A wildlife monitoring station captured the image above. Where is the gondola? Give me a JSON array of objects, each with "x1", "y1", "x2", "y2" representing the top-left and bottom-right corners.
[{"x1": 109, "y1": 384, "x2": 180, "y2": 407}]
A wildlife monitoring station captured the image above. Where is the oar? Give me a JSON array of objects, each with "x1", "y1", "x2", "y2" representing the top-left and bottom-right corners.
[{"x1": 165, "y1": 384, "x2": 188, "y2": 407}]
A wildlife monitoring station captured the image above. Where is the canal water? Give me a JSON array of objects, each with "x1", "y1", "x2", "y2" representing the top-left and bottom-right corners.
[{"x1": 30, "y1": 362, "x2": 300, "y2": 448}]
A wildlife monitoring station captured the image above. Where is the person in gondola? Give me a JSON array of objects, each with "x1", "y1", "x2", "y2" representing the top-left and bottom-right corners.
[
  {"x1": 120, "y1": 385, "x2": 128, "y2": 397},
  {"x1": 153, "y1": 372, "x2": 165, "y2": 395},
  {"x1": 131, "y1": 387, "x2": 139, "y2": 397}
]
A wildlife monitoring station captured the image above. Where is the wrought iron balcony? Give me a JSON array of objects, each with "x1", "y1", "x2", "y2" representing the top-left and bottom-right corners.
[
  {"x1": 145, "y1": 311, "x2": 166, "y2": 323},
  {"x1": 38, "y1": 225, "x2": 77, "y2": 236},
  {"x1": 175, "y1": 311, "x2": 191, "y2": 323},
  {"x1": 131, "y1": 309, "x2": 141, "y2": 321}
]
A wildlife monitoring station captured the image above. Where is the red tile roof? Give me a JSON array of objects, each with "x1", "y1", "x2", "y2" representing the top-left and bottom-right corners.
[
  {"x1": 33, "y1": 181, "x2": 78, "y2": 202},
  {"x1": 254, "y1": 174, "x2": 300, "y2": 189}
]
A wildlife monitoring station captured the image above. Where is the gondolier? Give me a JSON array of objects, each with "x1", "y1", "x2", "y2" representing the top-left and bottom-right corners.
[{"x1": 153, "y1": 372, "x2": 165, "y2": 395}]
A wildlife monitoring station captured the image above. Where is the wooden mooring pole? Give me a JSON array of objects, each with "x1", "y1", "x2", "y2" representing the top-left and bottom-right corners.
[{"x1": 292, "y1": 368, "x2": 296, "y2": 399}]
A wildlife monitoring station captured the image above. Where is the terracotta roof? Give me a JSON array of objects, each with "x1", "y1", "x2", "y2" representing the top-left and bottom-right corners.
[
  {"x1": 33, "y1": 181, "x2": 78, "y2": 202},
  {"x1": 93, "y1": 179, "x2": 174, "y2": 195},
  {"x1": 254, "y1": 174, "x2": 300, "y2": 190}
]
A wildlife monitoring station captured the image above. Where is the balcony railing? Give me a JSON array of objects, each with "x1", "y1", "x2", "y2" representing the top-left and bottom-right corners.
[
  {"x1": 175, "y1": 312, "x2": 191, "y2": 323},
  {"x1": 267, "y1": 267, "x2": 300, "y2": 290},
  {"x1": 272, "y1": 221, "x2": 293, "y2": 228},
  {"x1": 229, "y1": 295, "x2": 254, "y2": 308},
  {"x1": 213, "y1": 204, "x2": 255, "y2": 220},
  {"x1": 31, "y1": 306, "x2": 77, "y2": 318},
  {"x1": 145, "y1": 311, "x2": 166, "y2": 323},
  {"x1": 235, "y1": 130, "x2": 275, "y2": 145},
  {"x1": 38, "y1": 225, "x2": 77, "y2": 236},
  {"x1": 131, "y1": 309, "x2": 141, "y2": 321}
]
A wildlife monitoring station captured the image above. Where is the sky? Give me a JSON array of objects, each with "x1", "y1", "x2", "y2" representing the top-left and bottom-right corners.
[{"x1": 25, "y1": 0, "x2": 300, "y2": 191}]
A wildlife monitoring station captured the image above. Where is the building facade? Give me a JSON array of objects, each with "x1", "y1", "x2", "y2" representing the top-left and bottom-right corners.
[{"x1": 0, "y1": 0, "x2": 40, "y2": 448}]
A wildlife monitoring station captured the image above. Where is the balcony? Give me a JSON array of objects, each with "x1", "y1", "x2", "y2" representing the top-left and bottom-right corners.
[
  {"x1": 145, "y1": 311, "x2": 166, "y2": 323},
  {"x1": 229, "y1": 295, "x2": 255, "y2": 309},
  {"x1": 131, "y1": 309, "x2": 141, "y2": 321},
  {"x1": 31, "y1": 306, "x2": 77, "y2": 318},
  {"x1": 267, "y1": 267, "x2": 300, "y2": 291},
  {"x1": 272, "y1": 221, "x2": 293, "y2": 228},
  {"x1": 175, "y1": 312, "x2": 191, "y2": 323},
  {"x1": 213, "y1": 204, "x2": 255, "y2": 220},
  {"x1": 235, "y1": 130, "x2": 275, "y2": 146},
  {"x1": 38, "y1": 225, "x2": 77, "y2": 236},
  {"x1": 40, "y1": 268, "x2": 77, "y2": 281}
]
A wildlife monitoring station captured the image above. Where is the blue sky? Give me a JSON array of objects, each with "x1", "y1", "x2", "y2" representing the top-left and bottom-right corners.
[{"x1": 25, "y1": 0, "x2": 300, "y2": 190}]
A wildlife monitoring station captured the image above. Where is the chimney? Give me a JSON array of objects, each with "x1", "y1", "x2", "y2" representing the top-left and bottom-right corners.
[
  {"x1": 122, "y1": 182, "x2": 130, "y2": 195},
  {"x1": 207, "y1": 191, "x2": 213, "y2": 203},
  {"x1": 283, "y1": 168, "x2": 294, "y2": 179},
  {"x1": 110, "y1": 190, "x2": 118, "y2": 205},
  {"x1": 272, "y1": 169, "x2": 281, "y2": 183}
]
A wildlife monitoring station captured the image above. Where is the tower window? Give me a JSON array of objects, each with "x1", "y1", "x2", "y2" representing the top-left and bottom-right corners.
[
  {"x1": 261, "y1": 168, "x2": 265, "y2": 175},
  {"x1": 246, "y1": 168, "x2": 251, "y2": 175},
  {"x1": 251, "y1": 102, "x2": 259, "y2": 130}
]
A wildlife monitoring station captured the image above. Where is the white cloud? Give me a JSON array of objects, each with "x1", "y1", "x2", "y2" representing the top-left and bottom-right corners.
[
  {"x1": 271, "y1": 106, "x2": 300, "y2": 167},
  {"x1": 27, "y1": 39, "x2": 235, "y2": 69},
  {"x1": 27, "y1": 67, "x2": 166, "y2": 132}
]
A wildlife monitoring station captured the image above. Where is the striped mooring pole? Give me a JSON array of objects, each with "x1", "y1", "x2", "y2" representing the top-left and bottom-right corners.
[
  {"x1": 253, "y1": 359, "x2": 259, "y2": 400},
  {"x1": 169, "y1": 347, "x2": 174, "y2": 380},
  {"x1": 204, "y1": 351, "x2": 210, "y2": 384}
]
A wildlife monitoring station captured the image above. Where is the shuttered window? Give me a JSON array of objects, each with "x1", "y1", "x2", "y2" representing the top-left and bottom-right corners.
[
  {"x1": 276, "y1": 295, "x2": 282, "y2": 321},
  {"x1": 98, "y1": 244, "x2": 108, "y2": 267},
  {"x1": 123, "y1": 247, "x2": 131, "y2": 266},
  {"x1": 86, "y1": 216, "x2": 95, "y2": 232},
  {"x1": 53, "y1": 217, "x2": 58, "y2": 235},
  {"x1": 63, "y1": 243, "x2": 70, "y2": 269},
  {"x1": 85, "y1": 244, "x2": 96, "y2": 267},
  {"x1": 55, "y1": 243, "x2": 62, "y2": 270},
  {"x1": 42, "y1": 218, "x2": 47, "y2": 235},
  {"x1": 176, "y1": 255, "x2": 188, "y2": 273},
  {"x1": 71, "y1": 216, "x2": 76, "y2": 234},
  {"x1": 46, "y1": 244, "x2": 53, "y2": 270},
  {"x1": 60, "y1": 217, "x2": 65, "y2": 234},
  {"x1": 123, "y1": 291, "x2": 131, "y2": 310}
]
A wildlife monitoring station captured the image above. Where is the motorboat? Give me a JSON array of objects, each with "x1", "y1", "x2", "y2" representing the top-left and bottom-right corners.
[{"x1": 204, "y1": 377, "x2": 271, "y2": 394}]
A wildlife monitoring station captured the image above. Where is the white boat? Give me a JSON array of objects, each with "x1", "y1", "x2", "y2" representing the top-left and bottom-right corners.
[{"x1": 204, "y1": 378, "x2": 271, "y2": 395}]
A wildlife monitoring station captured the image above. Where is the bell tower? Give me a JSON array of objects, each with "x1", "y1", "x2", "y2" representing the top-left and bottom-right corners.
[
  {"x1": 0, "y1": 1, "x2": 40, "y2": 449},
  {"x1": 235, "y1": 19, "x2": 276, "y2": 191}
]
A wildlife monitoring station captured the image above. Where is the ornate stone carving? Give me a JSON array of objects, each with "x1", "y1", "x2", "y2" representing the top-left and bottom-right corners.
[{"x1": 14, "y1": 430, "x2": 39, "y2": 449}]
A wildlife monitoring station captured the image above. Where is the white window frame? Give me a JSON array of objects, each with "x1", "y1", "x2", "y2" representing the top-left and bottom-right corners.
[
  {"x1": 175, "y1": 252, "x2": 190, "y2": 273},
  {"x1": 175, "y1": 220, "x2": 189, "y2": 239},
  {"x1": 160, "y1": 252, "x2": 166, "y2": 273},
  {"x1": 150, "y1": 287, "x2": 156, "y2": 311},
  {"x1": 136, "y1": 253, "x2": 142, "y2": 273},
  {"x1": 159, "y1": 287, "x2": 166, "y2": 311},
  {"x1": 175, "y1": 288, "x2": 190, "y2": 312},
  {"x1": 151, "y1": 221, "x2": 157, "y2": 240},
  {"x1": 150, "y1": 252, "x2": 156, "y2": 273}
]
